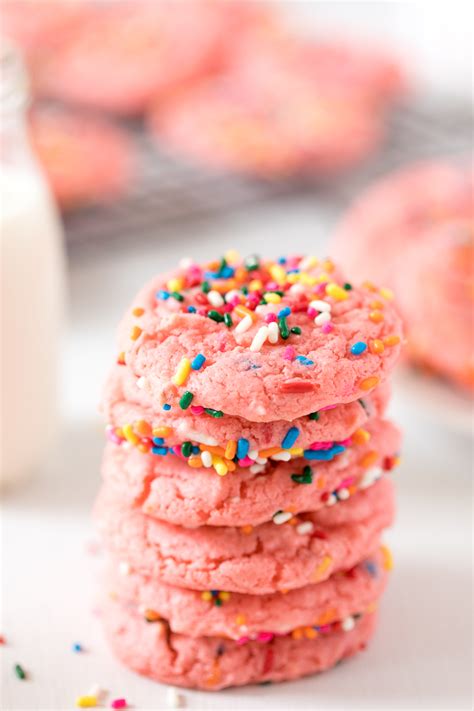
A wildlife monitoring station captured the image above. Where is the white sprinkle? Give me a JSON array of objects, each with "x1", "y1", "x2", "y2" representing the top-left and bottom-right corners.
[
  {"x1": 315, "y1": 311, "x2": 331, "y2": 325},
  {"x1": 248, "y1": 449, "x2": 259, "y2": 460},
  {"x1": 299, "y1": 256, "x2": 317, "y2": 270},
  {"x1": 167, "y1": 686, "x2": 185, "y2": 708},
  {"x1": 207, "y1": 290, "x2": 224, "y2": 307},
  {"x1": 250, "y1": 326, "x2": 269, "y2": 352},
  {"x1": 289, "y1": 283, "x2": 305, "y2": 295},
  {"x1": 136, "y1": 376, "x2": 147, "y2": 389},
  {"x1": 310, "y1": 299, "x2": 331, "y2": 312},
  {"x1": 225, "y1": 289, "x2": 240, "y2": 303},
  {"x1": 178, "y1": 257, "x2": 193, "y2": 269},
  {"x1": 273, "y1": 510, "x2": 293, "y2": 525},
  {"x1": 255, "y1": 457, "x2": 268, "y2": 465},
  {"x1": 235, "y1": 314, "x2": 252, "y2": 334},
  {"x1": 326, "y1": 494, "x2": 337, "y2": 507},
  {"x1": 337, "y1": 487, "x2": 350, "y2": 501},
  {"x1": 201, "y1": 451, "x2": 213, "y2": 468},
  {"x1": 118, "y1": 561, "x2": 130, "y2": 576},
  {"x1": 178, "y1": 428, "x2": 218, "y2": 446},
  {"x1": 249, "y1": 464, "x2": 266, "y2": 474},
  {"x1": 341, "y1": 616, "x2": 355, "y2": 632},
  {"x1": 122, "y1": 441, "x2": 132, "y2": 450},
  {"x1": 270, "y1": 451, "x2": 292, "y2": 462},
  {"x1": 296, "y1": 521, "x2": 314, "y2": 536},
  {"x1": 267, "y1": 321, "x2": 279, "y2": 344},
  {"x1": 88, "y1": 684, "x2": 106, "y2": 701},
  {"x1": 359, "y1": 466, "x2": 383, "y2": 489}
]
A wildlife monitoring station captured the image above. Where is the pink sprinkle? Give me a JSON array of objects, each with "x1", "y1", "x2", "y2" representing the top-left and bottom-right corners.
[
  {"x1": 339, "y1": 437, "x2": 352, "y2": 447},
  {"x1": 315, "y1": 282, "x2": 327, "y2": 295},
  {"x1": 237, "y1": 636, "x2": 250, "y2": 645},
  {"x1": 320, "y1": 403, "x2": 337, "y2": 411},
  {"x1": 308, "y1": 441, "x2": 334, "y2": 450},
  {"x1": 264, "y1": 312, "x2": 278, "y2": 323},
  {"x1": 319, "y1": 624, "x2": 331, "y2": 633},
  {"x1": 197, "y1": 307, "x2": 207, "y2": 316},
  {"x1": 222, "y1": 303, "x2": 233, "y2": 313},
  {"x1": 172, "y1": 445, "x2": 186, "y2": 459},
  {"x1": 238, "y1": 456, "x2": 254, "y2": 467},
  {"x1": 111, "y1": 700, "x2": 127, "y2": 710},
  {"x1": 106, "y1": 429, "x2": 122, "y2": 445},
  {"x1": 266, "y1": 280, "x2": 279, "y2": 290},
  {"x1": 307, "y1": 307, "x2": 317, "y2": 318},
  {"x1": 191, "y1": 405, "x2": 204, "y2": 415},
  {"x1": 321, "y1": 322, "x2": 333, "y2": 334},
  {"x1": 282, "y1": 346, "x2": 296, "y2": 361},
  {"x1": 339, "y1": 477, "x2": 355, "y2": 488},
  {"x1": 257, "y1": 631, "x2": 275, "y2": 643},
  {"x1": 229, "y1": 296, "x2": 240, "y2": 307}
]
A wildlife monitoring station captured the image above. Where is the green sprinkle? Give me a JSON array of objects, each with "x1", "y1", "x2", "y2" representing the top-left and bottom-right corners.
[
  {"x1": 207, "y1": 310, "x2": 224, "y2": 322},
  {"x1": 244, "y1": 254, "x2": 260, "y2": 271},
  {"x1": 343, "y1": 283, "x2": 352, "y2": 290},
  {"x1": 204, "y1": 408, "x2": 224, "y2": 418},
  {"x1": 309, "y1": 411, "x2": 320, "y2": 421},
  {"x1": 259, "y1": 297, "x2": 267, "y2": 305},
  {"x1": 224, "y1": 313, "x2": 233, "y2": 328},
  {"x1": 181, "y1": 441, "x2": 192, "y2": 457},
  {"x1": 278, "y1": 316, "x2": 289, "y2": 340},
  {"x1": 241, "y1": 286, "x2": 249, "y2": 295},
  {"x1": 201, "y1": 281, "x2": 211, "y2": 294},
  {"x1": 215, "y1": 598, "x2": 223, "y2": 607},
  {"x1": 217, "y1": 258, "x2": 227, "y2": 275},
  {"x1": 171, "y1": 291, "x2": 184, "y2": 302},
  {"x1": 14, "y1": 664, "x2": 26, "y2": 680},
  {"x1": 179, "y1": 391, "x2": 194, "y2": 409},
  {"x1": 290, "y1": 326, "x2": 302, "y2": 335},
  {"x1": 291, "y1": 466, "x2": 313, "y2": 485}
]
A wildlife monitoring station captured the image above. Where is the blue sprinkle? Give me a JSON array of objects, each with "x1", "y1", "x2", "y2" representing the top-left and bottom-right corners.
[
  {"x1": 236, "y1": 438, "x2": 249, "y2": 459},
  {"x1": 303, "y1": 444, "x2": 346, "y2": 461},
  {"x1": 286, "y1": 268, "x2": 300, "y2": 274},
  {"x1": 72, "y1": 643, "x2": 83, "y2": 653},
  {"x1": 219, "y1": 266, "x2": 235, "y2": 279},
  {"x1": 191, "y1": 353, "x2": 206, "y2": 370},
  {"x1": 157, "y1": 289, "x2": 170, "y2": 300},
  {"x1": 210, "y1": 589, "x2": 219, "y2": 596},
  {"x1": 152, "y1": 446, "x2": 168, "y2": 456},
  {"x1": 163, "y1": 403, "x2": 171, "y2": 411},
  {"x1": 278, "y1": 306, "x2": 291, "y2": 318},
  {"x1": 187, "y1": 305, "x2": 197, "y2": 313},
  {"x1": 350, "y1": 341, "x2": 367, "y2": 356},
  {"x1": 152, "y1": 437, "x2": 164, "y2": 446},
  {"x1": 204, "y1": 271, "x2": 219, "y2": 279},
  {"x1": 281, "y1": 426, "x2": 300, "y2": 449},
  {"x1": 364, "y1": 561, "x2": 378, "y2": 578},
  {"x1": 278, "y1": 256, "x2": 287, "y2": 264},
  {"x1": 296, "y1": 355, "x2": 314, "y2": 366},
  {"x1": 192, "y1": 445, "x2": 200, "y2": 454}
]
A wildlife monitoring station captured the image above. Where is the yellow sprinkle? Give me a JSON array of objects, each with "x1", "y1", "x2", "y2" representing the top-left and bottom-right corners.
[
  {"x1": 269, "y1": 264, "x2": 287, "y2": 285},
  {"x1": 201, "y1": 591, "x2": 213, "y2": 602},
  {"x1": 219, "y1": 591, "x2": 231, "y2": 601},
  {"x1": 352, "y1": 428, "x2": 371, "y2": 445},
  {"x1": 380, "y1": 544, "x2": 393, "y2": 571},
  {"x1": 224, "y1": 249, "x2": 240, "y2": 264},
  {"x1": 316, "y1": 272, "x2": 330, "y2": 283},
  {"x1": 263, "y1": 292, "x2": 282, "y2": 303},
  {"x1": 313, "y1": 555, "x2": 332, "y2": 581},
  {"x1": 369, "y1": 338, "x2": 385, "y2": 355},
  {"x1": 167, "y1": 277, "x2": 184, "y2": 292},
  {"x1": 359, "y1": 375, "x2": 380, "y2": 391},
  {"x1": 76, "y1": 697, "x2": 97, "y2": 709},
  {"x1": 299, "y1": 272, "x2": 318, "y2": 286},
  {"x1": 369, "y1": 310, "x2": 384, "y2": 323},
  {"x1": 172, "y1": 357, "x2": 191, "y2": 386},
  {"x1": 286, "y1": 272, "x2": 299, "y2": 284},
  {"x1": 288, "y1": 447, "x2": 304, "y2": 456},
  {"x1": 224, "y1": 440, "x2": 237, "y2": 460},
  {"x1": 383, "y1": 334, "x2": 401, "y2": 347},
  {"x1": 132, "y1": 307, "x2": 144, "y2": 317},
  {"x1": 130, "y1": 325, "x2": 142, "y2": 341},
  {"x1": 213, "y1": 458, "x2": 228, "y2": 476},
  {"x1": 249, "y1": 279, "x2": 263, "y2": 291},
  {"x1": 380, "y1": 287, "x2": 394, "y2": 300},
  {"x1": 235, "y1": 614, "x2": 246, "y2": 626},
  {"x1": 325, "y1": 283, "x2": 349, "y2": 301},
  {"x1": 122, "y1": 423, "x2": 139, "y2": 445},
  {"x1": 152, "y1": 426, "x2": 172, "y2": 438},
  {"x1": 359, "y1": 450, "x2": 378, "y2": 468},
  {"x1": 117, "y1": 351, "x2": 126, "y2": 365}
]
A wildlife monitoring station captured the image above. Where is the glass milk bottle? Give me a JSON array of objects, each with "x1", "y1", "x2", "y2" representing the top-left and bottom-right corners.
[{"x1": 1, "y1": 43, "x2": 65, "y2": 489}]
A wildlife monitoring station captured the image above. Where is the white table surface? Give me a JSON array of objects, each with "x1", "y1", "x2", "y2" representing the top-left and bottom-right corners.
[{"x1": 2, "y1": 200, "x2": 473, "y2": 710}]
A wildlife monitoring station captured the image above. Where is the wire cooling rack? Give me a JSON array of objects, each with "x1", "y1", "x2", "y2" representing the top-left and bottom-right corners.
[{"x1": 64, "y1": 98, "x2": 472, "y2": 252}]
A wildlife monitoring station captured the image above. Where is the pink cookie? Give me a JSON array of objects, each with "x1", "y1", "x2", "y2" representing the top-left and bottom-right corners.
[
  {"x1": 116, "y1": 256, "x2": 403, "y2": 421},
  {"x1": 30, "y1": 106, "x2": 134, "y2": 210},
  {"x1": 106, "y1": 547, "x2": 389, "y2": 640},
  {"x1": 101, "y1": 416, "x2": 400, "y2": 527},
  {"x1": 332, "y1": 161, "x2": 473, "y2": 390},
  {"x1": 35, "y1": 1, "x2": 229, "y2": 116},
  {"x1": 95, "y1": 477, "x2": 395, "y2": 595},
  {"x1": 102, "y1": 596, "x2": 378, "y2": 690}
]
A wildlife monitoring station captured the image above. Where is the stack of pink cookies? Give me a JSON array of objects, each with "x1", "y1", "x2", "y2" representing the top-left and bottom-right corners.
[{"x1": 95, "y1": 253, "x2": 403, "y2": 689}]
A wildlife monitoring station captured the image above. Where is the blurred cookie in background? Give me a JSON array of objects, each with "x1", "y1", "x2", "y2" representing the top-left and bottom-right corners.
[
  {"x1": 332, "y1": 160, "x2": 473, "y2": 392},
  {"x1": 30, "y1": 106, "x2": 135, "y2": 210}
]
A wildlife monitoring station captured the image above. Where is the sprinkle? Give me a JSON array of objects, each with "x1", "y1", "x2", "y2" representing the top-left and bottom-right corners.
[
  {"x1": 359, "y1": 466, "x2": 383, "y2": 489},
  {"x1": 132, "y1": 307, "x2": 144, "y2": 317},
  {"x1": 72, "y1": 643, "x2": 83, "y2": 653},
  {"x1": 337, "y1": 487, "x2": 350, "y2": 500},
  {"x1": 179, "y1": 391, "x2": 194, "y2": 409},
  {"x1": 223, "y1": 313, "x2": 233, "y2": 327},
  {"x1": 296, "y1": 355, "x2": 314, "y2": 366},
  {"x1": 157, "y1": 289, "x2": 170, "y2": 300},
  {"x1": 296, "y1": 521, "x2": 314, "y2": 535},
  {"x1": 172, "y1": 358, "x2": 191, "y2": 386},
  {"x1": 207, "y1": 290, "x2": 224, "y2": 307},
  {"x1": 167, "y1": 277, "x2": 184, "y2": 292},
  {"x1": 271, "y1": 451, "x2": 291, "y2": 461},
  {"x1": 291, "y1": 466, "x2": 313, "y2": 484},
  {"x1": 278, "y1": 306, "x2": 291, "y2": 318},
  {"x1": 163, "y1": 403, "x2": 171, "y2": 411},
  {"x1": 244, "y1": 254, "x2": 260, "y2": 271},
  {"x1": 383, "y1": 334, "x2": 400, "y2": 347},
  {"x1": 110, "y1": 700, "x2": 127, "y2": 710},
  {"x1": 191, "y1": 353, "x2": 206, "y2": 370},
  {"x1": 352, "y1": 428, "x2": 371, "y2": 445},
  {"x1": 250, "y1": 326, "x2": 269, "y2": 352},
  {"x1": 369, "y1": 339, "x2": 385, "y2": 354},
  {"x1": 326, "y1": 283, "x2": 349, "y2": 301},
  {"x1": 204, "y1": 408, "x2": 223, "y2": 418},
  {"x1": 153, "y1": 426, "x2": 172, "y2": 437},
  {"x1": 280, "y1": 379, "x2": 313, "y2": 393},
  {"x1": 207, "y1": 310, "x2": 224, "y2": 322},
  {"x1": 236, "y1": 438, "x2": 249, "y2": 459},
  {"x1": 76, "y1": 696, "x2": 97, "y2": 708},
  {"x1": 281, "y1": 426, "x2": 300, "y2": 449},
  {"x1": 380, "y1": 545, "x2": 394, "y2": 571},
  {"x1": 14, "y1": 664, "x2": 26, "y2": 680},
  {"x1": 130, "y1": 326, "x2": 142, "y2": 341},
  {"x1": 278, "y1": 316, "x2": 289, "y2": 339},
  {"x1": 118, "y1": 561, "x2": 130, "y2": 576},
  {"x1": 272, "y1": 510, "x2": 293, "y2": 525},
  {"x1": 225, "y1": 440, "x2": 237, "y2": 460},
  {"x1": 313, "y1": 555, "x2": 332, "y2": 581},
  {"x1": 181, "y1": 441, "x2": 192, "y2": 457},
  {"x1": 166, "y1": 687, "x2": 185, "y2": 708},
  {"x1": 315, "y1": 311, "x2": 330, "y2": 326},
  {"x1": 350, "y1": 341, "x2": 367, "y2": 356},
  {"x1": 309, "y1": 300, "x2": 331, "y2": 312},
  {"x1": 379, "y1": 287, "x2": 394, "y2": 300},
  {"x1": 171, "y1": 291, "x2": 184, "y2": 302},
  {"x1": 264, "y1": 292, "x2": 282, "y2": 304},
  {"x1": 269, "y1": 264, "x2": 287, "y2": 284},
  {"x1": 359, "y1": 375, "x2": 380, "y2": 391},
  {"x1": 321, "y1": 322, "x2": 333, "y2": 334},
  {"x1": 282, "y1": 346, "x2": 296, "y2": 360},
  {"x1": 369, "y1": 310, "x2": 384, "y2": 323},
  {"x1": 360, "y1": 450, "x2": 378, "y2": 468},
  {"x1": 290, "y1": 326, "x2": 302, "y2": 335},
  {"x1": 308, "y1": 411, "x2": 320, "y2": 420},
  {"x1": 267, "y1": 321, "x2": 279, "y2": 344},
  {"x1": 341, "y1": 616, "x2": 355, "y2": 632},
  {"x1": 343, "y1": 283, "x2": 352, "y2": 290},
  {"x1": 241, "y1": 525, "x2": 253, "y2": 535},
  {"x1": 235, "y1": 314, "x2": 253, "y2": 334}
]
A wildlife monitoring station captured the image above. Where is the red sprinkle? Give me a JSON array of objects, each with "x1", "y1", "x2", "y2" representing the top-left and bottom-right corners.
[
  {"x1": 311, "y1": 529, "x2": 328, "y2": 540},
  {"x1": 279, "y1": 379, "x2": 314, "y2": 393}
]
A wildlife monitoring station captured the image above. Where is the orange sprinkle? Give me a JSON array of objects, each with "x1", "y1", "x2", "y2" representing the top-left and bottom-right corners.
[
  {"x1": 204, "y1": 661, "x2": 221, "y2": 687},
  {"x1": 316, "y1": 475, "x2": 326, "y2": 489},
  {"x1": 200, "y1": 444, "x2": 226, "y2": 456},
  {"x1": 359, "y1": 375, "x2": 380, "y2": 390},
  {"x1": 144, "y1": 609, "x2": 160, "y2": 622},
  {"x1": 369, "y1": 338, "x2": 385, "y2": 354},
  {"x1": 316, "y1": 609, "x2": 337, "y2": 626},
  {"x1": 234, "y1": 266, "x2": 247, "y2": 282},
  {"x1": 362, "y1": 280, "x2": 377, "y2": 291},
  {"x1": 369, "y1": 300, "x2": 384, "y2": 310},
  {"x1": 135, "y1": 419, "x2": 152, "y2": 437},
  {"x1": 152, "y1": 426, "x2": 172, "y2": 438},
  {"x1": 235, "y1": 614, "x2": 246, "y2": 626},
  {"x1": 288, "y1": 517, "x2": 299, "y2": 526},
  {"x1": 241, "y1": 525, "x2": 253, "y2": 535},
  {"x1": 226, "y1": 460, "x2": 236, "y2": 472},
  {"x1": 359, "y1": 450, "x2": 378, "y2": 468},
  {"x1": 234, "y1": 304, "x2": 257, "y2": 321},
  {"x1": 224, "y1": 440, "x2": 237, "y2": 460},
  {"x1": 132, "y1": 307, "x2": 144, "y2": 317},
  {"x1": 117, "y1": 351, "x2": 126, "y2": 365},
  {"x1": 130, "y1": 325, "x2": 142, "y2": 341},
  {"x1": 312, "y1": 555, "x2": 332, "y2": 581},
  {"x1": 369, "y1": 310, "x2": 384, "y2": 323},
  {"x1": 383, "y1": 334, "x2": 401, "y2": 347},
  {"x1": 366, "y1": 601, "x2": 379, "y2": 614},
  {"x1": 292, "y1": 628, "x2": 304, "y2": 641},
  {"x1": 187, "y1": 456, "x2": 203, "y2": 468},
  {"x1": 304, "y1": 627, "x2": 318, "y2": 639},
  {"x1": 352, "y1": 428, "x2": 371, "y2": 445},
  {"x1": 321, "y1": 259, "x2": 335, "y2": 273},
  {"x1": 258, "y1": 446, "x2": 283, "y2": 458},
  {"x1": 348, "y1": 485, "x2": 357, "y2": 495},
  {"x1": 137, "y1": 443, "x2": 151, "y2": 454},
  {"x1": 380, "y1": 544, "x2": 393, "y2": 571}
]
